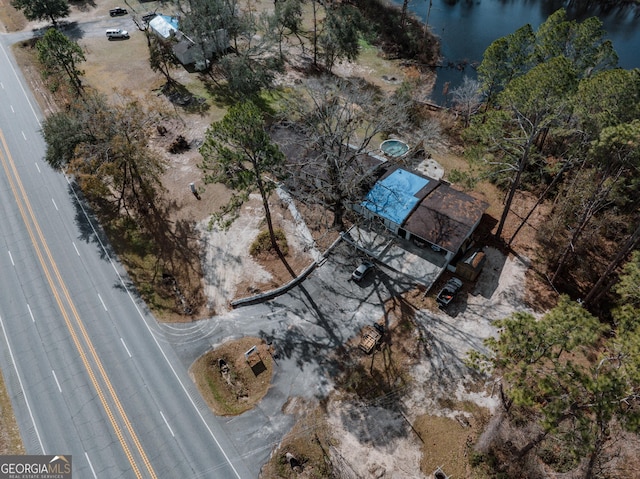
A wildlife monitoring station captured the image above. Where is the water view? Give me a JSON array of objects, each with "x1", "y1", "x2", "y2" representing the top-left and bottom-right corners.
[{"x1": 396, "y1": 0, "x2": 640, "y2": 104}]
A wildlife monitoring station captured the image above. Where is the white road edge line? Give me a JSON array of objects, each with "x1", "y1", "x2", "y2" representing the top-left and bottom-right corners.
[
  {"x1": 97, "y1": 293, "x2": 108, "y2": 312},
  {"x1": 67, "y1": 179, "x2": 244, "y2": 479},
  {"x1": 85, "y1": 452, "x2": 97, "y2": 479},
  {"x1": 51, "y1": 370, "x2": 62, "y2": 393},
  {"x1": 159, "y1": 411, "x2": 175, "y2": 437},
  {"x1": 120, "y1": 338, "x2": 132, "y2": 358},
  {"x1": 0, "y1": 42, "x2": 41, "y2": 125},
  {"x1": 0, "y1": 314, "x2": 45, "y2": 453}
]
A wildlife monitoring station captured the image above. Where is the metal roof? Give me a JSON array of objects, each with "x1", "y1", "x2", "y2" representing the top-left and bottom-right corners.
[{"x1": 149, "y1": 15, "x2": 178, "y2": 38}]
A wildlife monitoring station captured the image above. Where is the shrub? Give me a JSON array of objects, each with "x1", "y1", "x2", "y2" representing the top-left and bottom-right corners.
[{"x1": 250, "y1": 229, "x2": 288, "y2": 257}]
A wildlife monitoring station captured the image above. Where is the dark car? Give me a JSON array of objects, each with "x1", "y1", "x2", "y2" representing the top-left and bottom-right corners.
[
  {"x1": 109, "y1": 7, "x2": 128, "y2": 17},
  {"x1": 351, "y1": 261, "x2": 373, "y2": 282},
  {"x1": 142, "y1": 12, "x2": 158, "y2": 23},
  {"x1": 436, "y1": 277, "x2": 464, "y2": 308}
]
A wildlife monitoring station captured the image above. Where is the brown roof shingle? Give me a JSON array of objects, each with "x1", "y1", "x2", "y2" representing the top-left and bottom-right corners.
[{"x1": 403, "y1": 182, "x2": 488, "y2": 253}]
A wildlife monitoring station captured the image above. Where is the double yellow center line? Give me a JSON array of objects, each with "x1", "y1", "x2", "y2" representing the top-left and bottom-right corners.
[{"x1": 0, "y1": 128, "x2": 157, "y2": 479}]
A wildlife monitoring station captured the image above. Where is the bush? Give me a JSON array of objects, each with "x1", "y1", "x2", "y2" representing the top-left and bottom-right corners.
[
  {"x1": 250, "y1": 229, "x2": 288, "y2": 257},
  {"x1": 469, "y1": 451, "x2": 485, "y2": 467},
  {"x1": 168, "y1": 135, "x2": 189, "y2": 153}
]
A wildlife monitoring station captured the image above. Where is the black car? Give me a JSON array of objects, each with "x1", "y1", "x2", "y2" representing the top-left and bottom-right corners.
[
  {"x1": 142, "y1": 12, "x2": 158, "y2": 23},
  {"x1": 436, "y1": 277, "x2": 464, "y2": 308},
  {"x1": 109, "y1": 7, "x2": 128, "y2": 17}
]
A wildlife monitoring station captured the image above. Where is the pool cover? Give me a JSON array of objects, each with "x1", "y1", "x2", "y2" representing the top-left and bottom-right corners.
[{"x1": 361, "y1": 169, "x2": 429, "y2": 225}]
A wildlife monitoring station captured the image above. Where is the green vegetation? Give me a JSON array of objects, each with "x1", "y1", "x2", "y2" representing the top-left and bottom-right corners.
[
  {"x1": 469, "y1": 252, "x2": 640, "y2": 477},
  {"x1": 199, "y1": 100, "x2": 296, "y2": 277},
  {"x1": 42, "y1": 92, "x2": 166, "y2": 217},
  {"x1": 29, "y1": 2, "x2": 640, "y2": 474},
  {"x1": 250, "y1": 229, "x2": 289, "y2": 257},
  {"x1": 10, "y1": 0, "x2": 69, "y2": 26},
  {"x1": 467, "y1": 9, "x2": 640, "y2": 304},
  {"x1": 460, "y1": 10, "x2": 640, "y2": 477},
  {"x1": 36, "y1": 27, "x2": 85, "y2": 95}
]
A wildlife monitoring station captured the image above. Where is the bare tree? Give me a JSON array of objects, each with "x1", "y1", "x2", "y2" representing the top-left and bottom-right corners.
[
  {"x1": 551, "y1": 120, "x2": 640, "y2": 286},
  {"x1": 450, "y1": 76, "x2": 482, "y2": 127},
  {"x1": 282, "y1": 76, "x2": 410, "y2": 229}
]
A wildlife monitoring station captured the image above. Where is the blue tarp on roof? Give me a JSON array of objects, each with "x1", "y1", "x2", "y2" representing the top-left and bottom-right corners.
[
  {"x1": 361, "y1": 169, "x2": 429, "y2": 225},
  {"x1": 149, "y1": 15, "x2": 179, "y2": 38}
]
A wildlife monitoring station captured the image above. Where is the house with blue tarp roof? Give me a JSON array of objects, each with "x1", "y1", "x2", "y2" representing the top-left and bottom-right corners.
[
  {"x1": 360, "y1": 169, "x2": 429, "y2": 225},
  {"x1": 148, "y1": 15, "x2": 229, "y2": 68},
  {"x1": 355, "y1": 166, "x2": 488, "y2": 263},
  {"x1": 149, "y1": 15, "x2": 179, "y2": 39}
]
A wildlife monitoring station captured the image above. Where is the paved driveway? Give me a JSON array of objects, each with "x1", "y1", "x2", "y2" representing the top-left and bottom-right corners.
[
  {"x1": 344, "y1": 224, "x2": 449, "y2": 291},
  {"x1": 160, "y1": 240, "x2": 417, "y2": 475}
]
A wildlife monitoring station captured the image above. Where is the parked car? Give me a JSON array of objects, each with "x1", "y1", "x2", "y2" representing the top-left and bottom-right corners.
[
  {"x1": 141, "y1": 12, "x2": 158, "y2": 23},
  {"x1": 109, "y1": 7, "x2": 128, "y2": 16},
  {"x1": 436, "y1": 277, "x2": 464, "y2": 308},
  {"x1": 106, "y1": 29, "x2": 129, "y2": 39},
  {"x1": 351, "y1": 261, "x2": 373, "y2": 282}
]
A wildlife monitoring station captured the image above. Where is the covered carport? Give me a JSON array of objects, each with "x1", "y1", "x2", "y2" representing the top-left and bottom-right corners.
[{"x1": 342, "y1": 224, "x2": 448, "y2": 291}]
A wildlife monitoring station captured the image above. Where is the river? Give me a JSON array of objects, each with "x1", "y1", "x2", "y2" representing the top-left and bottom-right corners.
[{"x1": 396, "y1": 0, "x2": 640, "y2": 104}]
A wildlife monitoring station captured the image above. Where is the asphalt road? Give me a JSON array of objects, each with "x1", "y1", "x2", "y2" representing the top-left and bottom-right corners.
[{"x1": 0, "y1": 33, "x2": 251, "y2": 479}]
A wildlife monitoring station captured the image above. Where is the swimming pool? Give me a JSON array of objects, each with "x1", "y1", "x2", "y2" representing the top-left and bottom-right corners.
[{"x1": 380, "y1": 139, "x2": 409, "y2": 158}]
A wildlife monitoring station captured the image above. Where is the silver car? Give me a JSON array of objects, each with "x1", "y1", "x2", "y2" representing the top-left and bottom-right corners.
[
  {"x1": 351, "y1": 261, "x2": 373, "y2": 282},
  {"x1": 106, "y1": 29, "x2": 129, "y2": 39}
]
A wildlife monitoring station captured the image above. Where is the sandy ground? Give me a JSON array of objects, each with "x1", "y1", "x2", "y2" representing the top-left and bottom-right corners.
[
  {"x1": 197, "y1": 193, "x2": 317, "y2": 314},
  {"x1": 320, "y1": 248, "x2": 530, "y2": 479},
  {"x1": 199, "y1": 198, "x2": 530, "y2": 478}
]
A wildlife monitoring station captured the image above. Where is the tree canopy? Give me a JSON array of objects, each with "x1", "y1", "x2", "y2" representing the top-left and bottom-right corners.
[
  {"x1": 36, "y1": 27, "x2": 85, "y2": 96},
  {"x1": 199, "y1": 100, "x2": 294, "y2": 276},
  {"x1": 318, "y1": 4, "x2": 364, "y2": 72},
  {"x1": 470, "y1": 56, "x2": 578, "y2": 238},
  {"x1": 468, "y1": 8, "x2": 640, "y2": 301},
  {"x1": 41, "y1": 92, "x2": 166, "y2": 217},
  {"x1": 471, "y1": 287, "x2": 640, "y2": 477},
  {"x1": 283, "y1": 76, "x2": 410, "y2": 229},
  {"x1": 11, "y1": 0, "x2": 70, "y2": 25},
  {"x1": 478, "y1": 9, "x2": 617, "y2": 102},
  {"x1": 573, "y1": 68, "x2": 640, "y2": 136}
]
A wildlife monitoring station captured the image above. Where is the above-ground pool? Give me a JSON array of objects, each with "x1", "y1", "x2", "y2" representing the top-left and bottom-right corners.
[{"x1": 380, "y1": 139, "x2": 410, "y2": 158}]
